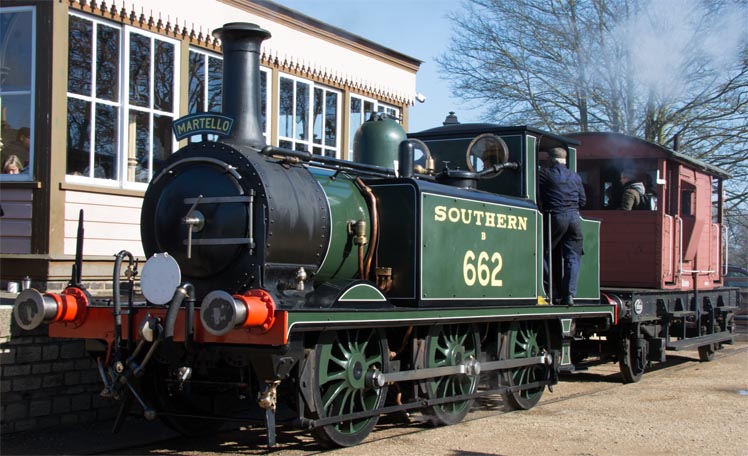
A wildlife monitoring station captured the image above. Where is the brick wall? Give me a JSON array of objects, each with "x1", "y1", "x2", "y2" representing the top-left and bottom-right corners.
[{"x1": 0, "y1": 306, "x2": 117, "y2": 434}]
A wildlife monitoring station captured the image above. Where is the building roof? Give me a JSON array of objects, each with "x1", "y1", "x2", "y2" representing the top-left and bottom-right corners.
[{"x1": 253, "y1": 0, "x2": 422, "y2": 68}]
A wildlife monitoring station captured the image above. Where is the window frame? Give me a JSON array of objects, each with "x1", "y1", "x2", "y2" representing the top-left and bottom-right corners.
[
  {"x1": 65, "y1": 13, "x2": 121, "y2": 187},
  {"x1": 278, "y1": 73, "x2": 341, "y2": 158},
  {"x1": 0, "y1": 5, "x2": 36, "y2": 182},
  {"x1": 187, "y1": 47, "x2": 272, "y2": 142},
  {"x1": 65, "y1": 13, "x2": 180, "y2": 190}
]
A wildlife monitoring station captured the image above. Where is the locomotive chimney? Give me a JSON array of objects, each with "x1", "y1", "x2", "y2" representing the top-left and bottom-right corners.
[{"x1": 212, "y1": 23, "x2": 271, "y2": 149}]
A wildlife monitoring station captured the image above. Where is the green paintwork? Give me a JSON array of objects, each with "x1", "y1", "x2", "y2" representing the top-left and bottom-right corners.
[
  {"x1": 535, "y1": 211, "x2": 546, "y2": 301},
  {"x1": 286, "y1": 305, "x2": 614, "y2": 335},
  {"x1": 561, "y1": 343, "x2": 572, "y2": 365},
  {"x1": 312, "y1": 168, "x2": 370, "y2": 283},
  {"x1": 315, "y1": 328, "x2": 386, "y2": 438},
  {"x1": 526, "y1": 135, "x2": 537, "y2": 201},
  {"x1": 567, "y1": 146, "x2": 578, "y2": 173},
  {"x1": 352, "y1": 117, "x2": 407, "y2": 169},
  {"x1": 561, "y1": 319, "x2": 572, "y2": 334},
  {"x1": 576, "y1": 218, "x2": 601, "y2": 299},
  {"x1": 368, "y1": 183, "x2": 417, "y2": 298},
  {"x1": 339, "y1": 283, "x2": 387, "y2": 302},
  {"x1": 423, "y1": 324, "x2": 479, "y2": 423},
  {"x1": 505, "y1": 321, "x2": 545, "y2": 405},
  {"x1": 420, "y1": 193, "x2": 538, "y2": 300}
]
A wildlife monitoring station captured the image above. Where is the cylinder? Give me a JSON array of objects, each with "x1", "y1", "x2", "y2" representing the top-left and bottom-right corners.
[
  {"x1": 398, "y1": 140, "x2": 416, "y2": 178},
  {"x1": 212, "y1": 23, "x2": 271, "y2": 150}
]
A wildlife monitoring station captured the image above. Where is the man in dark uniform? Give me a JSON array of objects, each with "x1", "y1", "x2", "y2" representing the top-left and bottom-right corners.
[{"x1": 538, "y1": 147, "x2": 586, "y2": 305}]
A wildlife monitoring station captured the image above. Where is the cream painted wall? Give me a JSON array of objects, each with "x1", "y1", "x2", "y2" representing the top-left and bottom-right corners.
[{"x1": 63, "y1": 191, "x2": 144, "y2": 257}]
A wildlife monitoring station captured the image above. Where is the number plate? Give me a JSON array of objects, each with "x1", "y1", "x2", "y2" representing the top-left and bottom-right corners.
[{"x1": 420, "y1": 193, "x2": 539, "y2": 300}]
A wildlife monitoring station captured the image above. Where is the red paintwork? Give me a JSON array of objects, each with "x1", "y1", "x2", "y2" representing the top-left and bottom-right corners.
[
  {"x1": 49, "y1": 287, "x2": 88, "y2": 324},
  {"x1": 49, "y1": 306, "x2": 289, "y2": 346},
  {"x1": 570, "y1": 132, "x2": 724, "y2": 292},
  {"x1": 235, "y1": 289, "x2": 276, "y2": 331}
]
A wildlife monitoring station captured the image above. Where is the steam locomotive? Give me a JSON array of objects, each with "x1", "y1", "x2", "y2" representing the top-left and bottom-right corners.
[{"x1": 12, "y1": 23, "x2": 739, "y2": 448}]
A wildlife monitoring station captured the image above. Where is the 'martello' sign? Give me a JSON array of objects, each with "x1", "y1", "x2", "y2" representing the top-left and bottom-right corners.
[{"x1": 172, "y1": 113, "x2": 234, "y2": 140}]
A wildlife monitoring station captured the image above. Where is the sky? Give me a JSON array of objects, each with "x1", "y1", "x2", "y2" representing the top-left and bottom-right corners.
[{"x1": 273, "y1": 0, "x2": 483, "y2": 132}]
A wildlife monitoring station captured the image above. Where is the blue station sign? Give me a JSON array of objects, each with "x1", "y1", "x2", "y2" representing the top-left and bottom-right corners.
[{"x1": 172, "y1": 113, "x2": 234, "y2": 140}]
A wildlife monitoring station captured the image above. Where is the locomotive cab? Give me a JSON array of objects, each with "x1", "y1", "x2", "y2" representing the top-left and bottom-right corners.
[{"x1": 406, "y1": 123, "x2": 601, "y2": 304}]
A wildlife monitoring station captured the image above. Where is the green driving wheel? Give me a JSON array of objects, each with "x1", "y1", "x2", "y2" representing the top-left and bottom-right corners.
[
  {"x1": 420, "y1": 324, "x2": 480, "y2": 426},
  {"x1": 311, "y1": 328, "x2": 389, "y2": 448},
  {"x1": 502, "y1": 321, "x2": 547, "y2": 410}
]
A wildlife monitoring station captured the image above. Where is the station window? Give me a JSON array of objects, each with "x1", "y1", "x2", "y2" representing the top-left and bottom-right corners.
[
  {"x1": 188, "y1": 49, "x2": 223, "y2": 115},
  {"x1": 278, "y1": 74, "x2": 340, "y2": 158},
  {"x1": 65, "y1": 13, "x2": 180, "y2": 187},
  {"x1": 0, "y1": 6, "x2": 35, "y2": 180},
  {"x1": 187, "y1": 48, "x2": 271, "y2": 142}
]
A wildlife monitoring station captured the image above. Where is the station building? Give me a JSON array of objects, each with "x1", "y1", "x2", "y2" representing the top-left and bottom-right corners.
[{"x1": 0, "y1": 0, "x2": 421, "y2": 291}]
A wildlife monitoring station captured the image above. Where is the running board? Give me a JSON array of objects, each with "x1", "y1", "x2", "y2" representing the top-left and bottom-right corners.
[{"x1": 666, "y1": 331, "x2": 733, "y2": 351}]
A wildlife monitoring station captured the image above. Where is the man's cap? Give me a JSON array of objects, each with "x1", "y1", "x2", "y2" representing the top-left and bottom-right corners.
[{"x1": 547, "y1": 147, "x2": 567, "y2": 160}]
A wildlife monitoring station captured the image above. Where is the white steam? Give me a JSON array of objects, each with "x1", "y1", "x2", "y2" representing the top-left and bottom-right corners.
[{"x1": 609, "y1": 0, "x2": 747, "y2": 99}]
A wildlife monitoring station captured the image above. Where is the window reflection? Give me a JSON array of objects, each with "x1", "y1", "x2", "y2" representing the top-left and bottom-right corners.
[
  {"x1": 208, "y1": 56, "x2": 222, "y2": 112},
  {"x1": 349, "y1": 98, "x2": 362, "y2": 151},
  {"x1": 279, "y1": 76, "x2": 338, "y2": 156},
  {"x1": 188, "y1": 51, "x2": 224, "y2": 115},
  {"x1": 1, "y1": 7, "x2": 36, "y2": 179},
  {"x1": 154, "y1": 40, "x2": 174, "y2": 112},
  {"x1": 67, "y1": 15, "x2": 92, "y2": 95},
  {"x1": 313, "y1": 88, "x2": 323, "y2": 145},
  {"x1": 279, "y1": 77, "x2": 293, "y2": 138},
  {"x1": 325, "y1": 92, "x2": 337, "y2": 148},
  {"x1": 66, "y1": 15, "x2": 178, "y2": 185},
  {"x1": 127, "y1": 110, "x2": 149, "y2": 183},
  {"x1": 188, "y1": 52, "x2": 205, "y2": 114},
  {"x1": 129, "y1": 33, "x2": 150, "y2": 107},
  {"x1": 295, "y1": 81, "x2": 309, "y2": 141},
  {"x1": 311, "y1": 89, "x2": 338, "y2": 157},
  {"x1": 93, "y1": 104, "x2": 117, "y2": 179},
  {"x1": 96, "y1": 24, "x2": 119, "y2": 101},
  {"x1": 66, "y1": 98, "x2": 91, "y2": 176}
]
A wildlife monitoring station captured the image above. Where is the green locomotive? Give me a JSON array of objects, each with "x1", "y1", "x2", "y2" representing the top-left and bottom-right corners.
[{"x1": 12, "y1": 22, "x2": 737, "y2": 449}]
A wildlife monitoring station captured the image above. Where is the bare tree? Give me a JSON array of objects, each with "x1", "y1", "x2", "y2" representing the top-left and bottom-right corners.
[{"x1": 439, "y1": 0, "x2": 748, "y2": 260}]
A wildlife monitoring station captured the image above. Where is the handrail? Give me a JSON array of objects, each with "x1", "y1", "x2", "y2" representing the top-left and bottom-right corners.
[
  {"x1": 678, "y1": 216, "x2": 683, "y2": 277},
  {"x1": 722, "y1": 224, "x2": 729, "y2": 277},
  {"x1": 665, "y1": 214, "x2": 673, "y2": 279}
]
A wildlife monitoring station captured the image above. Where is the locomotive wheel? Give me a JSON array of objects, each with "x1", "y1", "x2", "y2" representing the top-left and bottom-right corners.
[
  {"x1": 501, "y1": 321, "x2": 547, "y2": 410},
  {"x1": 618, "y1": 333, "x2": 646, "y2": 383},
  {"x1": 311, "y1": 328, "x2": 389, "y2": 448},
  {"x1": 698, "y1": 343, "x2": 718, "y2": 362},
  {"x1": 420, "y1": 324, "x2": 480, "y2": 426}
]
